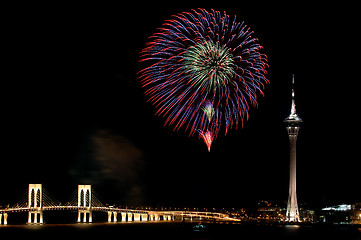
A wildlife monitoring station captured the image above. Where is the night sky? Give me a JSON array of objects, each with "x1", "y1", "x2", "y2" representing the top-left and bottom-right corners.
[{"x1": 2, "y1": 3, "x2": 360, "y2": 209}]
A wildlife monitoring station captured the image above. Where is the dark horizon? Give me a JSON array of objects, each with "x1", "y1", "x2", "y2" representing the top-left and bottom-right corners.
[{"x1": 1, "y1": 3, "x2": 360, "y2": 210}]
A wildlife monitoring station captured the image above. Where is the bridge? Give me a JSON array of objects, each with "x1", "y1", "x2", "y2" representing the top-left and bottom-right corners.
[{"x1": 0, "y1": 184, "x2": 239, "y2": 224}]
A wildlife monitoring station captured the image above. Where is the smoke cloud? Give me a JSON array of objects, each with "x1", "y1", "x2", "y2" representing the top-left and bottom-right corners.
[{"x1": 70, "y1": 129, "x2": 145, "y2": 206}]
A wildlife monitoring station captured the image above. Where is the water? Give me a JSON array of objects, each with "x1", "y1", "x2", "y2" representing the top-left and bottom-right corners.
[{"x1": 1, "y1": 222, "x2": 360, "y2": 240}]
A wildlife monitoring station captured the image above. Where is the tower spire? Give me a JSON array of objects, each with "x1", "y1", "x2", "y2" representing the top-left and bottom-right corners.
[
  {"x1": 286, "y1": 74, "x2": 302, "y2": 123},
  {"x1": 291, "y1": 74, "x2": 296, "y2": 116}
]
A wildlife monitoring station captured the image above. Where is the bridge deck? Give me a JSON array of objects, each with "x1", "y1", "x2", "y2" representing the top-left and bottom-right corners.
[{"x1": 0, "y1": 206, "x2": 239, "y2": 221}]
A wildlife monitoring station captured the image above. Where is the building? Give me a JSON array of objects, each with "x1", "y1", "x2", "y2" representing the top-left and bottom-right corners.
[
  {"x1": 284, "y1": 75, "x2": 303, "y2": 222},
  {"x1": 321, "y1": 203, "x2": 361, "y2": 224},
  {"x1": 256, "y1": 200, "x2": 284, "y2": 222}
]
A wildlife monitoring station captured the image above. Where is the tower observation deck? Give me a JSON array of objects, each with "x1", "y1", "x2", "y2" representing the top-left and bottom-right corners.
[{"x1": 284, "y1": 74, "x2": 302, "y2": 222}]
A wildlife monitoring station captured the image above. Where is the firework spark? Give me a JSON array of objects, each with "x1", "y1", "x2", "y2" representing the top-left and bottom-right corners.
[
  {"x1": 202, "y1": 100, "x2": 215, "y2": 123},
  {"x1": 198, "y1": 130, "x2": 214, "y2": 152},
  {"x1": 138, "y1": 9, "x2": 269, "y2": 151}
]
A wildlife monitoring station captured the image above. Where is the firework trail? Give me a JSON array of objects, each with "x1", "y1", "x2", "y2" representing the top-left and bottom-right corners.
[{"x1": 138, "y1": 9, "x2": 269, "y2": 151}]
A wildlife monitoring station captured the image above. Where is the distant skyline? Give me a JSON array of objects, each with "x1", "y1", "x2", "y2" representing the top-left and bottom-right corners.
[{"x1": 1, "y1": 3, "x2": 360, "y2": 209}]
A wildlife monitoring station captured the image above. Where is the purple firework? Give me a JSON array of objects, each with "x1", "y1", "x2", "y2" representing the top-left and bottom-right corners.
[{"x1": 138, "y1": 8, "x2": 269, "y2": 151}]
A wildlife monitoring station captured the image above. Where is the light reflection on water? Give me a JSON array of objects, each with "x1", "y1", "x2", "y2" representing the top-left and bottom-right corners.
[
  {"x1": 1, "y1": 222, "x2": 360, "y2": 239},
  {"x1": 1, "y1": 221, "x2": 156, "y2": 228},
  {"x1": 284, "y1": 224, "x2": 301, "y2": 228},
  {"x1": 283, "y1": 224, "x2": 302, "y2": 232}
]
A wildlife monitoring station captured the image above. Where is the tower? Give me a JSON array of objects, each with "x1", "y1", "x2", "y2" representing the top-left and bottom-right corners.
[
  {"x1": 28, "y1": 184, "x2": 43, "y2": 224},
  {"x1": 77, "y1": 185, "x2": 92, "y2": 222},
  {"x1": 284, "y1": 75, "x2": 302, "y2": 222}
]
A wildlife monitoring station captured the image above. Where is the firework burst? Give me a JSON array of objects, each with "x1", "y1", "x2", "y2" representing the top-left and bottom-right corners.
[{"x1": 138, "y1": 8, "x2": 269, "y2": 151}]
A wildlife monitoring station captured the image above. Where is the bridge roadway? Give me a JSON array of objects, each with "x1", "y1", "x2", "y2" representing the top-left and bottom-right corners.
[{"x1": 0, "y1": 206, "x2": 239, "y2": 224}]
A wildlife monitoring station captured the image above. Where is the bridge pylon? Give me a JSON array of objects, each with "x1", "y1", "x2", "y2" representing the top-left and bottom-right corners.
[
  {"x1": 0, "y1": 213, "x2": 8, "y2": 225},
  {"x1": 28, "y1": 184, "x2": 43, "y2": 224},
  {"x1": 108, "y1": 211, "x2": 118, "y2": 222},
  {"x1": 77, "y1": 185, "x2": 92, "y2": 223}
]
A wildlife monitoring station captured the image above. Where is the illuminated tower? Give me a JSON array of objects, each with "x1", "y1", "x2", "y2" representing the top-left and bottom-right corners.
[{"x1": 284, "y1": 75, "x2": 302, "y2": 222}]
